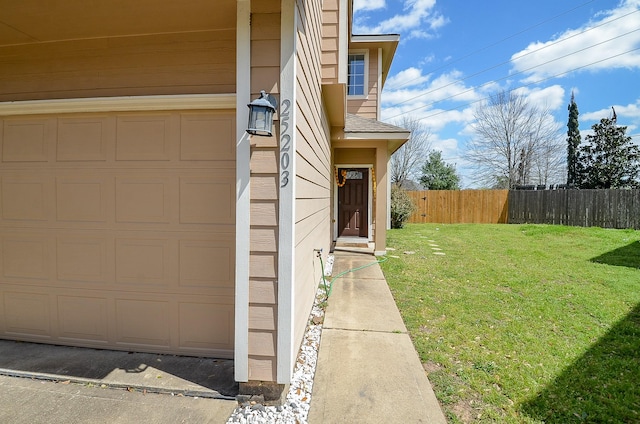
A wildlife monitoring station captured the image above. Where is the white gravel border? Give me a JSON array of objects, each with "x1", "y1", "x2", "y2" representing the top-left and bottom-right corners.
[{"x1": 226, "y1": 255, "x2": 333, "y2": 424}]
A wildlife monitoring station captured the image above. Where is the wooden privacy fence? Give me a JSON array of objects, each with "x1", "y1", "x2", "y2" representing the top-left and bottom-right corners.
[
  {"x1": 406, "y1": 189, "x2": 640, "y2": 229},
  {"x1": 508, "y1": 189, "x2": 640, "y2": 229},
  {"x1": 407, "y1": 190, "x2": 509, "y2": 224}
]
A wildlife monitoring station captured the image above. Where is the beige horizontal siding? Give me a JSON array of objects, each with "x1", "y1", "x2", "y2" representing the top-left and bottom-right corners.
[
  {"x1": 249, "y1": 280, "x2": 277, "y2": 304},
  {"x1": 321, "y1": 0, "x2": 340, "y2": 83},
  {"x1": 294, "y1": 0, "x2": 332, "y2": 356},
  {"x1": 0, "y1": 31, "x2": 235, "y2": 102},
  {"x1": 247, "y1": 0, "x2": 281, "y2": 383}
]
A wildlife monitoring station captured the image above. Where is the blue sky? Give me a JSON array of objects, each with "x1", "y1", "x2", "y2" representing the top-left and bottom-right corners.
[{"x1": 353, "y1": 0, "x2": 640, "y2": 187}]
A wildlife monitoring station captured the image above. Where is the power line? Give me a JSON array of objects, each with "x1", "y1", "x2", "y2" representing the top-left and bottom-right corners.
[
  {"x1": 389, "y1": 0, "x2": 600, "y2": 91},
  {"x1": 385, "y1": 8, "x2": 640, "y2": 110},
  {"x1": 387, "y1": 46, "x2": 640, "y2": 125},
  {"x1": 385, "y1": 32, "x2": 640, "y2": 121}
]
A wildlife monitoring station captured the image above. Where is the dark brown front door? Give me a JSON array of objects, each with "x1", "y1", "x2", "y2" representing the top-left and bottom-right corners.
[{"x1": 338, "y1": 168, "x2": 368, "y2": 237}]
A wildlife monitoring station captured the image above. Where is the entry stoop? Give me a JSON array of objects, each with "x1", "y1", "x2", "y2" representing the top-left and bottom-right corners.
[{"x1": 333, "y1": 237, "x2": 374, "y2": 255}]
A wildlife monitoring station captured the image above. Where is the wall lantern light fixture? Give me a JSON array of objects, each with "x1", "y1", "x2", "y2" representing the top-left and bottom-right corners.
[{"x1": 246, "y1": 90, "x2": 278, "y2": 137}]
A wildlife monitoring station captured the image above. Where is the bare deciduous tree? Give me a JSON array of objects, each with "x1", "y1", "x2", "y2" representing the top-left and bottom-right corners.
[
  {"x1": 532, "y1": 134, "x2": 566, "y2": 186},
  {"x1": 390, "y1": 116, "x2": 432, "y2": 188},
  {"x1": 467, "y1": 91, "x2": 564, "y2": 188}
]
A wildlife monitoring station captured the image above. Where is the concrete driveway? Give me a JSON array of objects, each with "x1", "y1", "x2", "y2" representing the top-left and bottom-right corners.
[
  {"x1": 0, "y1": 374, "x2": 236, "y2": 424},
  {"x1": 0, "y1": 340, "x2": 237, "y2": 423}
]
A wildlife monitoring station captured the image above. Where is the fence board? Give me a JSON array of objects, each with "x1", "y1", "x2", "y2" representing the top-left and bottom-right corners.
[
  {"x1": 407, "y1": 189, "x2": 640, "y2": 229},
  {"x1": 508, "y1": 189, "x2": 640, "y2": 230},
  {"x1": 407, "y1": 190, "x2": 509, "y2": 224}
]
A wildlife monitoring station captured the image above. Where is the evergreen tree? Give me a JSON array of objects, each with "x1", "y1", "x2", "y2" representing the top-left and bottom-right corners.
[
  {"x1": 576, "y1": 117, "x2": 640, "y2": 189},
  {"x1": 566, "y1": 92, "x2": 581, "y2": 187},
  {"x1": 419, "y1": 150, "x2": 461, "y2": 190}
]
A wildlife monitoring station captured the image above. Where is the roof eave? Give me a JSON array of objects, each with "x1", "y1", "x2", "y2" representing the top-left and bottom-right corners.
[
  {"x1": 335, "y1": 130, "x2": 410, "y2": 154},
  {"x1": 342, "y1": 131, "x2": 410, "y2": 140},
  {"x1": 349, "y1": 34, "x2": 400, "y2": 88}
]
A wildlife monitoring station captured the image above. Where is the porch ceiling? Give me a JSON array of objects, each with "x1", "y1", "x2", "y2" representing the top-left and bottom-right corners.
[{"x1": 0, "y1": 0, "x2": 236, "y2": 47}]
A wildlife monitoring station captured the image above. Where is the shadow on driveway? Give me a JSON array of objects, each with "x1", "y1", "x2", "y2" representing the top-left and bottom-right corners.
[{"x1": 0, "y1": 340, "x2": 238, "y2": 398}]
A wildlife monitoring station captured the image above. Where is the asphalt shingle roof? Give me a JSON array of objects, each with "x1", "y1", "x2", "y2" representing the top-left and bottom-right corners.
[{"x1": 344, "y1": 114, "x2": 408, "y2": 134}]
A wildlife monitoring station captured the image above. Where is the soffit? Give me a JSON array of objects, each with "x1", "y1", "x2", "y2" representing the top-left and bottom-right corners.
[{"x1": 0, "y1": 0, "x2": 236, "y2": 47}]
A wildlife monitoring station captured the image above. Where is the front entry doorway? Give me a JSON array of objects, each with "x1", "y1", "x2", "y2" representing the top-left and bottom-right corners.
[{"x1": 337, "y1": 168, "x2": 369, "y2": 238}]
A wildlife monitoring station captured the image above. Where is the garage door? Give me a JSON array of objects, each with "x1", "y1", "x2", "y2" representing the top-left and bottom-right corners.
[{"x1": 0, "y1": 110, "x2": 235, "y2": 358}]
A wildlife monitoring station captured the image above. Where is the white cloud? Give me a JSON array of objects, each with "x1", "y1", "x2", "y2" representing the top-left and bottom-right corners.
[
  {"x1": 385, "y1": 67, "x2": 431, "y2": 90},
  {"x1": 477, "y1": 81, "x2": 502, "y2": 95},
  {"x1": 428, "y1": 14, "x2": 448, "y2": 31},
  {"x1": 511, "y1": 0, "x2": 640, "y2": 82},
  {"x1": 512, "y1": 85, "x2": 566, "y2": 111},
  {"x1": 583, "y1": 107, "x2": 621, "y2": 122},
  {"x1": 384, "y1": 69, "x2": 481, "y2": 106},
  {"x1": 432, "y1": 137, "x2": 458, "y2": 156},
  {"x1": 408, "y1": 29, "x2": 435, "y2": 40},
  {"x1": 583, "y1": 99, "x2": 640, "y2": 125},
  {"x1": 419, "y1": 54, "x2": 436, "y2": 66},
  {"x1": 353, "y1": 0, "x2": 448, "y2": 38},
  {"x1": 353, "y1": 0, "x2": 386, "y2": 12},
  {"x1": 614, "y1": 101, "x2": 640, "y2": 124}
]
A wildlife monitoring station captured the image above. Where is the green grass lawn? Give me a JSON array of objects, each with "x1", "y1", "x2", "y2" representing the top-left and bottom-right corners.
[{"x1": 381, "y1": 224, "x2": 640, "y2": 423}]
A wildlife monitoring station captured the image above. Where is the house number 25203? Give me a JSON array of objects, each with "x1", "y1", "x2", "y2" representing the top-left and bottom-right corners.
[{"x1": 280, "y1": 99, "x2": 292, "y2": 188}]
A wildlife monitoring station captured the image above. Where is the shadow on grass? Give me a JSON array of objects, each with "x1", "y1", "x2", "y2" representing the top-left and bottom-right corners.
[
  {"x1": 590, "y1": 241, "x2": 640, "y2": 269},
  {"x1": 521, "y1": 303, "x2": 640, "y2": 423}
]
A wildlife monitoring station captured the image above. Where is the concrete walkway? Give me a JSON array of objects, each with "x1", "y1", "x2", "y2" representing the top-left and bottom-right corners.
[{"x1": 308, "y1": 250, "x2": 447, "y2": 424}]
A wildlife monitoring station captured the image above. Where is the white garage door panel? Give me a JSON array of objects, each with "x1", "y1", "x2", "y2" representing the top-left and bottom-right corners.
[{"x1": 0, "y1": 110, "x2": 235, "y2": 358}]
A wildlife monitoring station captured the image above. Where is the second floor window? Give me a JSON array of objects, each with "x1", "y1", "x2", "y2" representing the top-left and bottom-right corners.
[{"x1": 348, "y1": 53, "x2": 367, "y2": 96}]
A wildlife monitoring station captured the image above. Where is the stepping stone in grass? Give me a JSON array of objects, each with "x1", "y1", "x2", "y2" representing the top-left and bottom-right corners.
[{"x1": 433, "y1": 252, "x2": 446, "y2": 256}]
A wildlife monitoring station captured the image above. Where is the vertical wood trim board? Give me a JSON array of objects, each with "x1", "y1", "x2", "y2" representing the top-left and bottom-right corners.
[
  {"x1": 277, "y1": 0, "x2": 297, "y2": 384},
  {"x1": 234, "y1": 0, "x2": 252, "y2": 383}
]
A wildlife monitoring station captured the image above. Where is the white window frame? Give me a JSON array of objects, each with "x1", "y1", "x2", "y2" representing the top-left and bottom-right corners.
[{"x1": 347, "y1": 50, "x2": 369, "y2": 99}]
